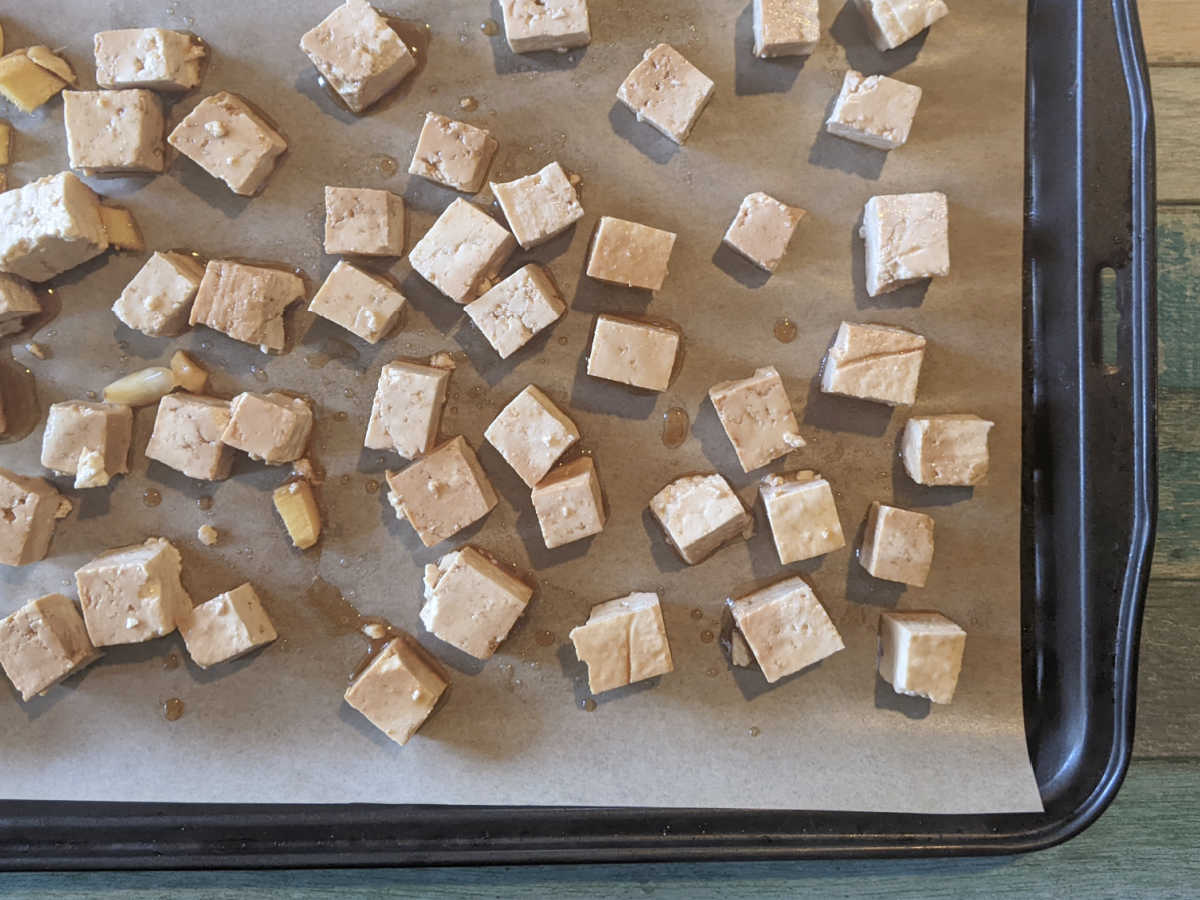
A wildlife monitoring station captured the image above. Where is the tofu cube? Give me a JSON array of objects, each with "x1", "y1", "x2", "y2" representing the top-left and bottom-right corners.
[
  {"x1": 408, "y1": 112, "x2": 499, "y2": 193},
  {"x1": 273, "y1": 480, "x2": 322, "y2": 549},
  {"x1": 309, "y1": 260, "x2": 405, "y2": 344},
  {"x1": 344, "y1": 633, "x2": 448, "y2": 745},
  {"x1": 364, "y1": 358, "x2": 452, "y2": 458},
  {"x1": 0, "y1": 53, "x2": 66, "y2": 113},
  {"x1": 0, "y1": 594, "x2": 100, "y2": 701},
  {"x1": 145, "y1": 393, "x2": 234, "y2": 481},
  {"x1": 324, "y1": 185, "x2": 405, "y2": 257},
  {"x1": 464, "y1": 264, "x2": 565, "y2": 359},
  {"x1": 300, "y1": 0, "x2": 417, "y2": 113},
  {"x1": 420, "y1": 546, "x2": 533, "y2": 659},
  {"x1": 385, "y1": 436, "x2": 498, "y2": 547},
  {"x1": 708, "y1": 366, "x2": 805, "y2": 472},
  {"x1": 221, "y1": 392, "x2": 314, "y2": 464},
  {"x1": 901, "y1": 414, "x2": 994, "y2": 485},
  {"x1": 501, "y1": 0, "x2": 592, "y2": 53},
  {"x1": 408, "y1": 198, "x2": 516, "y2": 303},
  {"x1": 616, "y1": 44, "x2": 714, "y2": 144},
  {"x1": 854, "y1": 0, "x2": 949, "y2": 51},
  {"x1": 586, "y1": 314, "x2": 680, "y2": 392},
  {"x1": 491, "y1": 162, "x2": 584, "y2": 250},
  {"x1": 753, "y1": 0, "x2": 820, "y2": 57},
  {"x1": 820, "y1": 321, "x2": 926, "y2": 406},
  {"x1": 723, "y1": 192, "x2": 805, "y2": 273},
  {"x1": 40, "y1": 401, "x2": 133, "y2": 489},
  {"x1": 860, "y1": 501, "x2": 934, "y2": 586},
  {"x1": 98, "y1": 205, "x2": 144, "y2": 251},
  {"x1": 569, "y1": 592, "x2": 674, "y2": 694},
  {"x1": 0, "y1": 172, "x2": 108, "y2": 282},
  {"x1": 74, "y1": 537, "x2": 192, "y2": 646},
  {"x1": 63, "y1": 89, "x2": 164, "y2": 175},
  {"x1": 189, "y1": 259, "x2": 305, "y2": 351},
  {"x1": 112, "y1": 251, "x2": 205, "y2": 337},
  {"x1": 167, "y1": 92, "x2": 287, "y2": 196},
  {"x1": 729, "y1": 576, "x2": 844, "y2": 682},
  {"x1": 180, "y1": 583, "x2": 277, "y2": 668},
  {"x1": 759, "y1": 470, "x2": 846, "y2": 564},
  {"x1": 484, "y1": 385, "x2": 579, "y2": 487},
  {"x1": 861, "y1": 192, "x2": 949, "y2": 296},
  {"x1": 826, "y1": 70, "x2": 923, "y2": 151},
  {"x1": 0, "y1": 468, "x2": 67, "y2": 567},
  {"x1": 0, "y1": 273, "x2": 41, "y2": 337},
  {"x1": 649, "y1": 473, "x2": 751, "y2": 565},
  {"x1": 586, "y1": 216, "x2": 676, "y2": 291},
  {"x1": 878, "y1": 610, "x2": 965, "y2": 703},
  {"x1": 530, "y1": 456, "x2": 605, "y2": 549},
  {"x1": 94, "y1": 28, "x2": 207, "y2": 92}
]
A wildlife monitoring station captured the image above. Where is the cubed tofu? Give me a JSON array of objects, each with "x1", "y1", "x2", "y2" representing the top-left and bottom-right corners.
[
  {"x1": 464, "y1": 264, "x2": 565, "y2": 359},
  {"x1": 167, "y1": 92, "x2": 287, "y2": 195},
  {"x1": 344, "y1": 633, "x2": 448, "y2": 745},
  {"x1": 420, "y1": 546, "x2": 533, "y2": 659},
  {"x1": 408, "y1": 112, "x2": 498, "y2": 193},
  {"x1": 112, "y1": 251, "x2": 205, "y2": 337},
  {"x1": 40, "y1": 401, "x2": 133, "y2": 489},
  {"x1": 221, "y1": 392, "x2": 314, "y2": 464},
  {"x1": 491, "y1": 162, "x2": 584, "y2": 250},
  {"x1": 820, "y1": 321, "x2": 925, "y2": 406},
  {"x1": 878, "y1": 610, "x2": 965, "y2": 703},
  {"x1": 854, "y1": 0, "x2": 949, "y2": 51},
  {"x1": 63, "y1": 89, "x2": 164, "y2": 174},
  {"x1": 500, "y1": 0, "x2": 592, "y2": 53},
  {"x1": 364, "y1": 358, "x2": 452, "y2": 458},
  {"x1": 98, "y1": 205, "x2": 144, "y2": 251},
  {"x1": 299, "y1": 0, "x2": 417, "y2": 113},
  {"x1": 728, "y1": 576, "x2": 843, "y2": 682},
  {"x1": 189, "y1": 259, "x2": 305, "y2": 351},
  {"x1": 0, "y1": 468, "x2": 67, "y2": 567},
  {"x1": 0, "y1": 53, "x2": 66, "y2": 113},
  {"x1": 324, "y1": 185, "x2": 405, "y2": 256},
  {"x1": 759, "y1": 470, "x2": 846, "y2": 564},
  {"x1": 309, "y1": 260, "x2": 405, "y2": 344},
  {"x1": 0, "y1": 594, "x2": 100, "y2": 701},
  {"x1": 180, "y1": 583, "x2": 277, "y2": 668},
  {"x1": 74, "y1": 537, "x2": 192, "y2": 646},
  {"x1": 586, "y1": 315, "x2": 680, "y2": 392},
  {"x1": 273, "y1": 480, "x2": 322, "y2": 549},
  {"x1": 753, "y1": 0, "x2": 820, "y2": 57},
  {"x1": 585, "y1": 216, "x2": 676, "y2": 291},
  {"x1": 722, "y1": 192, "x2": 805, "y2": 273},
  {"x1": 616, "y1": 44, "x2": 714, "y2": 144},
  {"x1": 385, "y1": 435, "x2": 498, "y2": 547},
  {"x1": 708, "y1": 366, "x2": 805, "y2": 472},
  {"x1": 145, "y1": 393, "x2": 234, "y2": 481},
  {"x1": 826, "y1": 70, "x2": 922, "y2": 150},
  {"x1": 0, "y1": 273, "x2": 41, "y2": 337},
  {"x1": 569, "y1": 592, "x2": 673, "y2": 694},
  {"x1": 649, "y1": 473, "x2": 751, "y2": 565},
  {"x1": 0, "y1": 172, "x2": 108, "y2": 282},
  {"x1": 901, "y1": 414, "x2": 994, "y2": 486},
  {"x1": 94, "y1": 28, "x2": 207, "y2": 91},
  {"x1": 530, "y1": 456, "x2": 605, "y2": 549},
  {"x1": 408, "y1": 198, "x2": 516, "y2": 303},
  {"x1": 484, "y1": 385, "x2": 579, "y2": 487},
  {"x1": 861, "y1": 192, "x2": 949, "y2": 296},
  {"x1": 860, "y1": 501, "x2": 934, "y2": 586}
]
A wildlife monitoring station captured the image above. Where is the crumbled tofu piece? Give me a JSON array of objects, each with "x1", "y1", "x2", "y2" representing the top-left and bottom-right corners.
[
  {"x1": 491, "y1": 162, "x2": 584, "y2": 250},
  {"x1": 189, "y1": 259, "x2": 305, "y2": 351},
  {"x1": 901, "y1": 414, "x2": 994, "y2": 485},
  {"x1": 860, "y1": 501, "x2": 934, "y2": 586},
  {"x1": 420, "y1": 546, "x2": 533, "y2": 659},
  {"x1": 585, "y1": 216, "x2": 676, "y2": 291},
  {"x1": 0, "y1": 172, "x2": 108, "y2": 282},
  {"x1": 273, "y1": 480, "x2": 322, "y2": 549},
  {"x1": 0, "y1": 467, "x2": 67, "y2": 566},
  {"x1": 167, "y1": 92, "x2": 287, "y2": 195},
  {"x1": 759, "y1": 470, "x2": 846, "y2": 563},
  {"x1": 485, "y1": 385, "x2": 579, "y2": 487},
  {"x1": 221, "y1": 392, "x2": 313, "y2": 464},
  {"x1": 826, "y1": 70, "x2": 922, "y2": 150},
  {"x1": 878, "y1": 610, "x2": 965, "y2": 703},
  {"x1": 616, "y1": 44, "x2": 714, "y2": 144},
  {"x1": 197, "y1": 524, "x2": 219, "y2": 546},
  {"x1": 569, "y1": 592, "x2": 673, "y2": 694},
  {"x1": 0, "y1": 273, "x2": 41, "y2": 337},
  {"x1": 0, "y1": 120, "x2": 10, "y2": 165},
  {"x1": 861, "y1": 192, "x2": 949, "y2": 296},
  {"x1": 854, "y1": 0, "x2": 949, "y2": 51},
  {"x1": 25, "y1": 46, "x2": 77, "y2": 84},
  {"x1": 63, "y1": 89, "x2": 164, "y2": 174},
  {"x1": 722, "y1": 192, "x2": 805, "y2": 273},
  {"x1": 74, "y1": 537, "x2": 192, "y2": 646},
  {"x1": 753, "y1": 0, "x2": 820, "y2": 57},
  {"x1": 0, "y1": 52, "x2": 66, "y2": 113},
  {"x1": 98, "y1": 205, "x2": 145, "y2": 251},
  {"x1": 820, "y1": 321, "x2": 926, "y2": 406},
  {"x1": 728, "y1": 576, "x2": 844, "y2": 683},
  {"x1": 94, "y1": 28, "x2": 207, "y2": 91},
  {"x1": 145, "y1": 393, "x2": 234, "y2": 481},
  {"x1": 464, "y1": 264, "x2": 565, "y2": 359},
  {"x1": 708, "y1": 366, "x2": 804, "y2": 472},
  {"x1": 344, "y1": 634, "x2": 448, "y2": 745},
  {"x1": 0, "y1": 594, "x2": 100, "y2": 701},
  {"x1": 180, "y1": 583, "x2": 277, "y2": 668},
  {"x1": 586, "y1": 314, "x2": 680, "y2": 392},
  {"x1": 0, "y1": 172, "x2": 7, "y2": 192},
  {"x1": 112, "y1": 252, "x2": 205, "y2": 337},
  {"x1": 500, "y1": 0, "x2": 592, "y2": 53},
  {"x1": 40, "y1": 401, "x2": 133, "y2": 488},
  {"x1": 364, "y1": 359, "x2": 451, "y2": 458},
  {"x1": 170, "y1": 351, "x2": 208, "y2": 394},
  {"x1": 408, "y1": 198, "x2": 515, "y2": 303},
  {"x1": 727, "y1": 627, "x2": 754, "y2": 667},
  {"x1": 300, "y1": 0, "x2": 417, "y2": 113},
  {"x1": 530, "y1": 456, "x2": 605, "y2": 549},
  {"x1": 385, "y1": 436, "x2": 498, "y2": 547},
  {"x1": 324, "y1": 185, "x2": 405, "y2": 257},
  {"x1": 308, "y1": 260, "x2": 405, "y2": 344},
  {"x1": 408, "y1": 112, "x2": 498, "y2": 193},
  {"x1": 649, "y1": 473, "x2": 751, "y2": 565}
]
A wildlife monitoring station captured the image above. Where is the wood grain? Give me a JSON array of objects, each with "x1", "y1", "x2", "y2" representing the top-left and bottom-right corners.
[
  {"x1": 1136, "y1": 581, "x2": 1200, "y2": 756},
  {"x1": 1154, "y1": 68, "x2": 1200, "y2": 202},
  {"x1": 1139, "y1": 0, "x2": 1200, "y2": 64}
]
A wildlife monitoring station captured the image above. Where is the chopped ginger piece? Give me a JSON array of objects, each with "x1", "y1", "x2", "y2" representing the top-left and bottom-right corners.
[
  {"x1": 0, "y1": 24, "x2": 5, "y2": 57},
  {"x1": 99, "y1": 205, "x2": 144, "y2": 251},
  {"x1": 0, "y1": 120, "x2": 9, "y2": 165},
  {"x1": 25, "y1": 46, "x2": 76, "y2": 85},
  {"x1": 273, "y1": 480, "x2": 321, "y2": 550},
  {"x1": 0, "y1": 171, "x2": 6, "y2": 193},
  {"x1": 169, "y1": 351, "x2": 207, "y2": 394},
  {"x1": 0, "y1": 53, "x2": 65, "y2": 113},
  {"x1": 103, "y1": 366, "x2": 175, "y2": 406}
]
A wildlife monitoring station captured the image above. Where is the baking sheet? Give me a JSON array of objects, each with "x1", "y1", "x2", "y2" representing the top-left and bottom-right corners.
[{"x1": 0, "y1": 0, "x2": 1041, "y2": 814}]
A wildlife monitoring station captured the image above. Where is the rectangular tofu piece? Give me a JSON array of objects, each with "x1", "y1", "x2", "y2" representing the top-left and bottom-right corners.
[
  {"x1": 485, "y1": 385, "x2": 579, "y2": 488},
  {"x1": 364, "y1": 358, "x2": 453, "y2": 458},
  {"x1": 112, "y1": 251, "x2": 205, "y2": 337},
  {"x1": 273, "y1": 480, "x2": 322, "y2": 549},
  {"x1": 408, "y1": 198, "x2": 516, "y2": 303},
  {"x1": 324, "y1": 185, "x2": 405, "y2": 256},
  {"x1": 708, "y1": 366, "x2": 804, "y2": 472},
  {"x1": 309, "y1": 260, "x2": 405, "y2": 344},
  {"x1": 585, "y1": 216, "x2": 676, "y2": 291},
  {"x1": 826, "y1": 70, "x2": 922, "y2": 150},
  {"x1": 0, "y1": 468, "x2": 67, "y2": 566},
  {"x1": 75, "y1": 537, "x2": 192, "y2": 646},
  {"x1": 0, "y1": 594, "x2": 101, "y2": 701},
  {"x1": 729, "y1": 576, "x2": 843, "y2": 682},
  {"x1": 860, "y1": 501, "x2": 934, "y2": 586},
  {"x1": 167, "y1": 92, "x2": 287, "y2": 195},
  {"x1": 753, "y1": 0, "x2": 820, "y2": 57},
  {"x1": 878, "y1": 610, "x2": 965, "y2": 703},
  {"x1": 501, "y1": 0, "x2": 592, "y2": 53},
  {"x1": 145, "y1": 393, "x2": 234, "y2": 481},
  {"x1": 94, "y1": 28, "x2": 207, "y2": 91},
  {"x1": 569, "y1": 592, "x2": 673, "y2": 694},
  {"x1": 531, "y1": 456, "x2": 605, "y2": 549},
  {"x1": 901, "y1": 414, "x2": 994, "y2": 486},
  {"x1": 820, "y1": 321, "x2": 925, "y2": 406},
  {"x1": 759, "y1": 470, "x2": 845, "y2": 563},
  {"x1": 649, "y1": 473, "x2": 751, "y2": 565},
  {"x1": 491, "y1": 162, "x2": 584, "y2": 250},
  {"x1": 300, "y1": 0, "x2": 417, "y2": 113},
  {"x1": 723, "y1": 192, "x2": 805, "y2": 273},
  {"x1": 180, "y1": 583, "x2": 277, "y2": 668},
  {"x1": 616, "y1": 44, "x2": 714, "y2": 144},
  {"x1": 189, "y1": 259, "x2": 305, "y2": 351},
  {"x1": 854, "y1": 0, "x2": 949, "y2": 51},
  {"x1": 0, "y1": 273, "x2": 41, "y2": 337},
  {"x1": 587, "y1": 314, "x2": 680, "y2": 392},
  {"x1": 63, "y1": 89, "x2": 164, "y2": 174},
  {"x1": 464, "y1": 264, "x2": 565, "y2": 359},
  {"x1": 40, "y1": 401, "x2": 133, "y2": 488},
  {"x1": 408, "y1": 112, "x2": 499, "y2": 193},
  {"x1": 0, "y1": 172, "x2": 108, "y2": 282},
  {"x1": 861, "y1": 192, "x2": 949, "y2": 296},
  {"x1": 421, "y1": 546, "x2": 533, "y2": 659},
  {"x1": 220, "y1": 392, "x2": 314, "y2": 464},
  {"x1": 385, "y1": 436, "x2": 498, "y2": 547},
  {"x1": 344, "y1": 633, "x2": 448, "y2": 745}
]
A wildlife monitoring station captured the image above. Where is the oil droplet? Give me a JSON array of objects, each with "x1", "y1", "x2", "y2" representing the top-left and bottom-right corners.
[
  {"x1": 557, "y1": 335, "x2": 568, "y2": 346},
  {"x1": 85, "y1": 390, "x2": 98, "y2": 400},
  {"x1": 334, "y1": 411, "x2": 348, "y2": 422},
  {"x1": 162, "y1": 653, "x2": 180, "y2": 671},
  {"x1": 250, "y1": 365, "x2": 268, "y2": 382},
  {"x1": 534, "y1": 630, "x2": 555, "y2": 647},
  {"x1": 700, "y1": 629, "x2": 714, "y2": 643},
  {"x1": 196, "y1": 496, "x2": 214, "y2": 511},
  {"x1": 339, "y1": 558, "x2": 350, "y2": 568},
  {"x1": 449, "y1": 405, "x2": 458, "y2": 414},
  {"x1": 373, "y1": 154, "x2": 398, "y2": 176},
  {"x1": 343, "y1": 387, "x2": 354, "y2": 398},
  {"x1": 582, "y1": 698, "x2": 597, "y2": 712},
  {"x1": 365, "y1": 479, "x2": 380, "y2": 494},
  {"x1": 480, "y1": 18, "x2": 499, "y2": 35},
  {"x1": 340, "y1": 474, "x2": 352, "y2": 485},
  {"x1": 773, "y1": 317, "x2": 798, "y2": 344},
  {"x1": 748, "y1": 726, "x2": 761, "y2": 738},
  {"x1": 705, "y1": 666, "x2": 719, "y2": 678},
  {"x1": 690, "y1": 608, "x2": 703, "y2": 620},
  {"x1": 163, "y1": 698, "x2": 184, "y2": 721},
  {"x1": 459, "y1": 96, "x2": 478, "y2": 111},
  {"x1": 142, "y1": 489, "x2": 162, "y2": 508},
  {"x1": 661, "y1": 407, "x2": 689, "y2": 448}
]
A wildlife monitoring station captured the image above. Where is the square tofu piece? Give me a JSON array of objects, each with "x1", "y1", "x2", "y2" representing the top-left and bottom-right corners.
[
  {"x1": 112, "y1": 251, "x2": 205, "y2": 337},
  {"x1": 63, "y1": 90, "x2": 164, "y2": 175},
  {"x1": 75, "y1": 538, "x2": 192, "y2": 646},
  {"x1": 167, "y1": 92, "x2": 287, "y2": 196},
  {"x1": 860, "y1": 501, "x2": 934, "y2": 586},
  {"x1": 421, "y1": 546, "x2": 533, "y2": 659},
  {"x1": 649, "y1": 473, "x2": 751, "y2": 565},
  {"x1": 531, "y1": 456, "x2": 605, "y2": 549},
  {"x1": 408, "y1": 113, "x2": 498, "y2": 193},
  {"x1": 723, "y1": 193, "x2": 805, "y2": 273},
  {"x1": 146, "y1": 393, "x2": 234, "y2": 481},
  {"x1": 587, "y1": 315, "x2": 680, "y2": 392},
  {"x1": 94, "y1": 28, "x2": 207, "y2": 91},
  {"x1": 180, "y1": 583, "x2": 277, "y2": 668},
  {"x1": 820, "y1": 321, "x2": 925, "y2": 406},
  {"x1": 586, "y1": 216, "x2": 677, "y2": 291},
  {"x1": 0, "y1": 172, "x2": 108, "y2": 282},
  {"x1": 826, "y1": 70, "x2": 922, "y2": 150},
  {"x1": 861, "y1": 192, "x2": 949, "y2": 296},
  {"x1": 491, "y1": 162, "x2": 584, "y2": 250},
  {"x1": 709, "y1": 366, "x2": 804, "y2": 472},
  {"x1": 501, "y1": 0, "x2": 592, "y2": 53},
  {"x1": 300, "y1": 0, "x2": 417, "y2": 113},
  {"x1": 385, "y1": 436, "x2": 498, "y2": 547},
  {"x1": 309, "y1": 260, "x2": 405, "y2": 344},
  {"x1": 0, "y1": 274, "x2": 41, "y2": 337},
  {"x1": 0, "y1": 468, "x2": 68, "y2": 567},
  {"x1": 753, "y1": 0, "x2": 820, "y2": 57},
  {"x1": 729, "y1": 576, "x2": 844, "y2": 682},
  {"x1": 616, "y1": 44, "x2": 714, "y2": 144},
  {"x1": 759, "y1": 471, "x2": 845, "y2": 564},
  {"x1": 878, "y1": 610, "x2": 965, "y2": 703},
  {"x1": 40, "y1": 401, "x2": 133, "y2": 489},
  {"x1": 408, "y1": 198, "x2": 516, "y2": 303},
  {"x1": 324, "y1": 186, "x2": 405, "y2": 256},
  {"x1": 189, "y1": 260, "x2": 305, "y2": 352},
  {"x1": 365, "y1": 358, "x2": 452, "y2": 458},
  {"x1": 221, "y1": 392, "x2": 314, "y2": 464},
  {"x1": 344, "y1": 634, "x2": 448, "y2": 745},
  {"x1": 854, "y1": 0, "x2": 949, "y2": 51},
  {"x1": 485, "y1": 385, "x2": 579, "y2": 487},
  {"x1": 0, "y1": 594, "x2": 100, "y2": 701},
  {"x1": 569, "y1": 592, "x2": 673, "y2": 694},
  {"x1": 465, "y1": 264, "x2": 565, "y2": 359},
  {"x1": 901, "y1": 414, "x2": 994, "y2": 486}
]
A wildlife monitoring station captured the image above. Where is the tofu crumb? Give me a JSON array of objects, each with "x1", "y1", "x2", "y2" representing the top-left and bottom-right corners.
[
  {"x1": 24, "y1": 343, "x2": 46, "y2": 360},
  {"x1": 197, "y1": 524, "x2": 219, "y2": 546}
]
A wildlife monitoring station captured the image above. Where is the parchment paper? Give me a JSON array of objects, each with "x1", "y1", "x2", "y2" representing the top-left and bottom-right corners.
[{"x1": 0, "y1": 0, "x2": 1041, "y2": 813}]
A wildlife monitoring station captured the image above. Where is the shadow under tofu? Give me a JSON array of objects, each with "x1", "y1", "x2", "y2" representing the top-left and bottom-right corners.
[
  {"x1": 802, "y1": 370, "x2": 894, "y2": 437},
  {"x1": 570, "y1": 250, "x2": 656, "y2": 316},
  {"x1": 170, "y1": 156, "x2": 255, "y2": 220},
  {"x1": 297, "y1": 316, "x2": 380, "y2": 376},
  {"x1": 568, "y1": 345, "x2": 658, "y2": 421},
  {"x1": 486, "y1": 0, "x2": 588, "y2": 75},
  {"x1": 830, "y1": 0, "x2": 930, "y2": 76},
  {"x1": 730, "y1": 652, "x2": 831, "y2": 702},
  {"x1": 557, "y1": 642, "x2": 663, "y2": 708},
  {"x1": 691, "y1": 396, "x2": 755, "y2": 485},
  {"x1": 184, "y1": 640, "x2": 275, "y2": 685},
  {"x1": 514, "y1": 224, "x2": 579, "y2": 268},
  {"x1": 844, "y1": 512, "x2": 906, "y2": 608},
  {"x1": 852, "y1": 211, "x2": 931, "y2": 309},
  {"x1": 607, "y1": 102, "x2": 679, "y2": 166},
  {"x1": 890, "y1": 432, "x2": 977, "y2": 508},
  {"x1": 73, "y1": 482, "x2": 116, "y2": 521},
  {"x1": 711, "y1": 241, "x2": 772, "y2": 289},
  {"x1": 399, "y1": 271, "x2": 465, "y2": 335},
  {"x1": 111, "y1": 322, "x2": 173, "y2": 362},
  {"x1": 4, "y1": 663, "x2": 93, "y2": 722},
  {"x1": 417, "y1": 633, "x2": 487, "y2": 677},
  {"x1": 452, "y1": 316, "x2": 557, "y2": 388},
  {"x1": 808, "y1": 89, "x2": 887, "y2": 181},
  {"x1": 734, "y1": 2, "x2": 806, "y2": 96},
  {"x1": 641, "y1": 507, "x2": 691, "y2": 575},
  {"x1": 875, "y1": 671, "x2": 931, "y2": 719}
]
